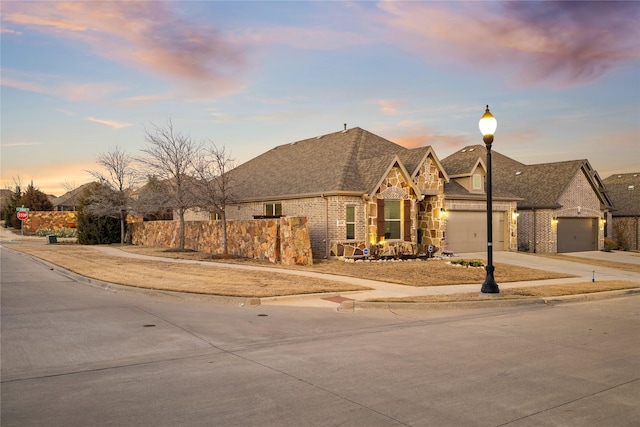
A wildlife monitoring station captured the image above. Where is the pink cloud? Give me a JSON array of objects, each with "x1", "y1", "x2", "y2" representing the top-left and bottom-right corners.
[
  {"x1": 87, "y1": 117, "x2": 133, "y2": 129},
  {"x1": 2, "y1": 1, "x2": 247, "y2": 97},
  {"x1": 5, "y1": 12, "x2": 86, "y2": 31},
  {"x1": 2, "y1": 72, "x2": 122, "y2": 102},
  {"x1": 379, "y1": 1, "x2": 640, "y2": 88}
]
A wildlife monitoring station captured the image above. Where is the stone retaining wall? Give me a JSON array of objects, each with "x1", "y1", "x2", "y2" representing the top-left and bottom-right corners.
[
  {"x1": 131, "y1": 217, "x2": 313, "y2": 265},
  {"x1": 22, "y1": 211, "x2": 77, "y2": 233}
]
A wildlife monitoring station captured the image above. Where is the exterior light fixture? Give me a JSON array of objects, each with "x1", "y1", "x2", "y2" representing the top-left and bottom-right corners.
[{"x1": 479, "y1": 105, "x2": 499, "y2": 294}]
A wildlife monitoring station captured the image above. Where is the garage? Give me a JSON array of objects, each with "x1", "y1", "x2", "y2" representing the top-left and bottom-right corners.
[
  {"x1": 557, "y1": 217, "x2": 597, "y2": 253},
  {"x1": 445, "y1": 211, "x2": 505, "y2": 253}
]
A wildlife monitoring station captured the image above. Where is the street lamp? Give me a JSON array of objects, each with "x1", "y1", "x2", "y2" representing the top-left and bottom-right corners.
[{"x1": 479, "y1": 105, "x2": 500, "y2": 294}]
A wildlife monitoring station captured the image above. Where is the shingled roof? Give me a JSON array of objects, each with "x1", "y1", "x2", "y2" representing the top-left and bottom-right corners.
[
  {"x1": 228, "y1": 127, "x2": 446, "y2": 201},
  {"x1": 602, "y1": 173, "x2": 640, "y2": 216},
  {"x1": 442, "y1": 145, "x2": 610, "y2": 209}
]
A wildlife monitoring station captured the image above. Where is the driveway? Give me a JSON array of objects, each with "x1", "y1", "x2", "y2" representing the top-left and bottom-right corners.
[{"x1": 2, "y1": 247, "x2": 639, "y2": 426}]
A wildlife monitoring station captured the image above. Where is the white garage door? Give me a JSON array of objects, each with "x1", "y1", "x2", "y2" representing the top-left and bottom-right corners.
[{"x1": 445, "y1": 211, "x2": 505, "y2": 253}]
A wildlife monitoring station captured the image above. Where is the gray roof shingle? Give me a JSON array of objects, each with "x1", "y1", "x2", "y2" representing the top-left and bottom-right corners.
[
  {"x1": 603, "y1": 173, "x2": 640, "y2": 216},
  {"x1": 228, "y1": 127, "x2": 439, "y2": 200},
  {"x1": 442, "y1": 145, "x2": 608, "y2": 209}
]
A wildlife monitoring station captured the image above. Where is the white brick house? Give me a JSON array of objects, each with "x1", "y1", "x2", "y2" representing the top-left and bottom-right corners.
[{"x1": 224, "y1": 127, "x2": 449, "y2": 259}]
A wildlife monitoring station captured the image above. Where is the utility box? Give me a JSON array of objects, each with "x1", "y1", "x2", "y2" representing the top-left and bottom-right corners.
[{"x1": 46, "y1": 235, "x2": 58, "y2": 244}]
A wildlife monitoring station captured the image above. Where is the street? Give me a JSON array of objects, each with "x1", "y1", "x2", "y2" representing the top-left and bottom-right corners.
[{"x1": 2, "y1": 247, "x2": 639, "y2": 426}]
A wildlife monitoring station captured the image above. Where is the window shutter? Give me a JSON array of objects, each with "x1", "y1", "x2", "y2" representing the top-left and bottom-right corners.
[
  {"x1": 377, "y1": 199, "x2": 384, "y2": 241},
  {"x1": 403, "y1": 200, "x2": 411, "y2": 241}
]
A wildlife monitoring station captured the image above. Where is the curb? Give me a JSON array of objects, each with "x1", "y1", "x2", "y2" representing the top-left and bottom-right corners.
[{"x1": 337, "y1": 288, "x2": 640, "y2": 312}]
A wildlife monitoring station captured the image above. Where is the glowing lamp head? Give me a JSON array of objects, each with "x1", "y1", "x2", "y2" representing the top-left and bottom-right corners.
[{"x1": 479, "y1": 105, "x2": 497, "y2": 137}]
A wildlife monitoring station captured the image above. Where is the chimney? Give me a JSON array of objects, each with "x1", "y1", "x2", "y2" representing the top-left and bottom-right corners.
[{"x1": 344, "y1": 123, "x2": 347, "y2": 131}]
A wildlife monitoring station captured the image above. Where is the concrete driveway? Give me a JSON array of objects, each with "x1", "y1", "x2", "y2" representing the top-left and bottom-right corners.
[{"x1": 2, "y1": 247, "x2": 639, "y2": 426}]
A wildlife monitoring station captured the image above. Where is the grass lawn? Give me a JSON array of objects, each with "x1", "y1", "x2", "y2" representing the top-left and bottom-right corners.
[{"x1": 5, "y1": 240, "x2": 639, "y2": 300}]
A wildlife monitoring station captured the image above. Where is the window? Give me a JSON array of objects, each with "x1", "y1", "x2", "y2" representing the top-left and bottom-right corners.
[
  {"x1": 346, "y1": 206, "x2": 356, "y2": 239},
  {"x1": 210, "y1": 212, "x2": 222, "y2": 221},
  {"x1": 384, "y1": 200, "x2": 401, "y2": 239},
  {"x1": 473, "y1": 173, "x2": 483, "y2": 190},
  {"x1": 377, "y1": 199, "x2": 411, "y2": 242},
  {"x1": 264, "y1": 202, "x2": 282, "y2": 217}
]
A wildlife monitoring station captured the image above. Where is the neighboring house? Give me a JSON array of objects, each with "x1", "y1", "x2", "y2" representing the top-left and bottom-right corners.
[
  {"x1": 602, "y1": 173, "x2": 640, "y2": 251},
  {"x1": 442, "y1": 145, "x2": 612, "y2": 253},
  {"x1": 52, "y1": 182, "x2": 97, "y2": 211},
  {"x1": 224, "y1": 127, "x2": 450, "y2": 259},
  {"x1": 440, "y1": 146, "x2": 521, "y2": 253}
]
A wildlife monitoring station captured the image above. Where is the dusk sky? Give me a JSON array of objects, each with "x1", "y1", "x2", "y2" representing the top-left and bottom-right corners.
[{"x1": 2, "y1": 1, "x2": 639, "y2": 196}]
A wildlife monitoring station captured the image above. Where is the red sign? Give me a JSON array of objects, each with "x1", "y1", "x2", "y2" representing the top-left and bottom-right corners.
[{"x1": 17, "y1": 210, "x2": 28, "y2": 221}]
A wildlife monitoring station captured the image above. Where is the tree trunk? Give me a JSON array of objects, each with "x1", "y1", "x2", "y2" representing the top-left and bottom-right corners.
[
  {"x1": 178, "y1": 208, "x2": 186, "y2": 250},
  {"x1": 120, "y1": 210, "x2": 126, "y2": 245},
  {"x1": 221, "y1": 212, "x2": 229, "y2": 256}
]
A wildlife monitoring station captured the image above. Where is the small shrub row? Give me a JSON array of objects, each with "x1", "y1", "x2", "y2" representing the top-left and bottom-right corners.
[
  {"x1": 35, "y1": 228, "x2": 78, "y2": 238},
  {"x1": 450, "y1": 259, "x2": 485, "y2": 268}
]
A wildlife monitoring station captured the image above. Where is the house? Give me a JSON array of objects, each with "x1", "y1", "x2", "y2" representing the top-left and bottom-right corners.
[
  {"x1": 442, "y1": 145, "x2": 612, "y2": 253},
  {"x1": 602, "y1": 173, "x2": 640, "y2": 251},
  {"x1": 52, "y1": 182, "x2": 97, "y2": 211},
  {"x1": 225, "y1": 127, "x2": 449, "y2": 259}
]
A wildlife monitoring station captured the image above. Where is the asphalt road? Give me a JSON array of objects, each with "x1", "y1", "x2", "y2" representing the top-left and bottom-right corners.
[{"x1": 2, "y1": 247, "x2": 639, "y2": 426}]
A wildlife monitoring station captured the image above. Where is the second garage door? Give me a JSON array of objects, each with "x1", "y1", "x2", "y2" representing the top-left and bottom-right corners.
[
  {"x1": 557, "y1": 218, "x2": 597, "y2": 253},
  {"x1": 445, "y1": 211, "x2": 505, "y2": 253}
]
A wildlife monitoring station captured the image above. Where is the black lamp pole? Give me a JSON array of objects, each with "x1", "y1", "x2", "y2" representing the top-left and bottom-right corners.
[{"x1": 480, "y1": 105, "x2": 500, "y2": 294}]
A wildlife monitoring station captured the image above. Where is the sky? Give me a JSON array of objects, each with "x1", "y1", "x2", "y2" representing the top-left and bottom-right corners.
[{"x1": 1, "y1": 0, "x2": 639, "y2": 196}]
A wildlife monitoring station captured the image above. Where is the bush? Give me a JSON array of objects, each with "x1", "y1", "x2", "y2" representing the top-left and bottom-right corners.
[
  {"x1": 603, "y1": 238, "x2": 618, "y2": 252},
  {"x1": 35, "y1": 228, "x2": 78, "y2": 238},
  {"x1": 451, "y1": 259, "x2": 485, "y2": 268},
  {"x1": 76, "y1": 212, "x2": 120, "y2": 245}
]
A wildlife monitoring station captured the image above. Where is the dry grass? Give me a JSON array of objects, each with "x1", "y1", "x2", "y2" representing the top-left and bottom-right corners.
[
  {"x1": 6, "y1": 242, "x2": 639, "y2": 300},
  {"x1": 367, "y1": 281, "x2": 640, "y2": 303},
  {"x1": 538, "y1": 254, "x2": 640, "y2": 274},
  {"x1": 6, "y1": 244, "x2": 366, "y2": 297}
]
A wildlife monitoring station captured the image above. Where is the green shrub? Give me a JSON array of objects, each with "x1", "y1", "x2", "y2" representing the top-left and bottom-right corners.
[
  {"x1": 451, "y1": 259, "x2": 485, "y2": 268},
  {"x1": 35, "y1": 228, "x2": 78, "y2": 238}
]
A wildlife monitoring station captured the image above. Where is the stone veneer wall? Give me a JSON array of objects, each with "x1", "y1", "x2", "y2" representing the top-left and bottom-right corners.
[
  {"x1": 226, "y1": 197, "x2": 332, "y2": 259},
  {"x1": 131, "y1": 217, "x2": 312, "y2": 265},
  {"x1": 22, "y1": 211, "x2": 77, "y2": 233}
]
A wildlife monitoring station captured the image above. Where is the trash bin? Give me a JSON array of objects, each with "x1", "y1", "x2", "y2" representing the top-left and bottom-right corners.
[{"x1": 46, "y1": 235, "x2": 58, "y2": 244}]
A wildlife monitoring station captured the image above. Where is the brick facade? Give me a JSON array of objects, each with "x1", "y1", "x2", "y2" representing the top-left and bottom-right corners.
[{"x1": 517, "y1": 171, "x2": 605, "y2": 253}]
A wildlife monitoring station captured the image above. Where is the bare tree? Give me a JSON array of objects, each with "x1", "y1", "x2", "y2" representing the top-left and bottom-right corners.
[
  {"x1": 138, "y1": 120, "x2": 202, "y2": 250},
  {"x1": 192, "y1": 140, "x2": 237, "y2": 256},
  {"x1": 86, "y1": 146, "x2": 139, "y2": 244}
]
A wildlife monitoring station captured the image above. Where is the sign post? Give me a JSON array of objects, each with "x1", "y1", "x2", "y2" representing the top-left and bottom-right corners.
[{"x1": 16, "y1": 206, "x2": 29, "y2": 239}]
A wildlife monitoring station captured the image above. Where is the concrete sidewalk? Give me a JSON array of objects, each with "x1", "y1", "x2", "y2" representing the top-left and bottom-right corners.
[{"x1": 91, "y1": 245, "x2": 640, "y2": 308}]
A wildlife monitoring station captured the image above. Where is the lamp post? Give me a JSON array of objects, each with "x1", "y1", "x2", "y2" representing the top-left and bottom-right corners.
[{"x1": 479, "y1": 105, "x2": 500, "y2": 294}]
